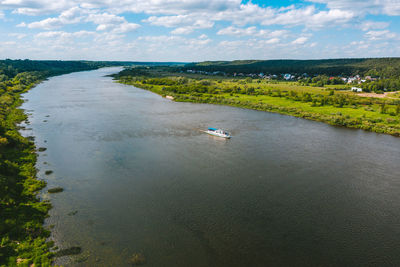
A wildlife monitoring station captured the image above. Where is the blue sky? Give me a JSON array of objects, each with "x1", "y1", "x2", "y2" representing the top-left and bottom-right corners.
[{"x1": 0, "y1": 0, "x2": 400, "y2": 61}]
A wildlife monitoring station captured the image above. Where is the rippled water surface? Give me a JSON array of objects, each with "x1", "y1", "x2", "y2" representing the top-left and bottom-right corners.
[{"x1": 21, "y1": 68, "x2": 400, "y2": 266}]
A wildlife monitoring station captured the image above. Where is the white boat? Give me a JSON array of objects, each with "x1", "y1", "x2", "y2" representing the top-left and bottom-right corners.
[{"x1": 205, "y1": 128, "x2": 231, "y2": 139}]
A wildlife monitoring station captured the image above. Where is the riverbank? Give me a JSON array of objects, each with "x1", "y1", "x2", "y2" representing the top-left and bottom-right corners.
[
  {"x1": 114, "y1": 69, "x2": 400, "y2": 137},
  {"x1": 0, "y1": 61, "x2": 108, "y2": 266},
  {"x1": 0, "y1": 76, "x2": 53, "y2": 266}
]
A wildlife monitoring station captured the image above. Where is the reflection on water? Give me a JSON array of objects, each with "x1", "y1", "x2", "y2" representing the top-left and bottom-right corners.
[{"x1": 21, "y1": 68, "x2": 400, "y2": 266}]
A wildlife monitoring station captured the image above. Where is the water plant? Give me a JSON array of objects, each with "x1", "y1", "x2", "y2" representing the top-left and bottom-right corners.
[
  {"x1": 54, "y1": 246, "x2": 82, "y2": 257},
  {"x1": 129, "y1": 253, "x2": 146, "y2": 265},
  {"x1": 47, "y1": 187, "x2": 63, "y2": 193}
]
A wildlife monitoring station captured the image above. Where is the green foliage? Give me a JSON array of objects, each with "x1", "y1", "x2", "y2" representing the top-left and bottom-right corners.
[{"x1": 360, "y1": 78, "x2": 400, "y2": 92}]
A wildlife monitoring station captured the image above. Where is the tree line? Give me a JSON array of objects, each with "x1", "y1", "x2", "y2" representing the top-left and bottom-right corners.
[{"x1": 183, "y1": 58, "x2": 400, "y2": 78}]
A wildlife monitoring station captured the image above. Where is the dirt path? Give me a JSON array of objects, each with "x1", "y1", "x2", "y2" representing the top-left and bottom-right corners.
[{"x1": 358, "y1": 91, "x2": 399, "y2": 99}]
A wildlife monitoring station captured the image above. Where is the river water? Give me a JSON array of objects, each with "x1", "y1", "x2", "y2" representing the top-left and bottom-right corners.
[{"x1": 20, "y1": 67, "x2": 400, "y2": 266}]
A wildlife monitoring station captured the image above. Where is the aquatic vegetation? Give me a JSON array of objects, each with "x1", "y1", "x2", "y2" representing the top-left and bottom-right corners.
[
  {"x1": 44, "y1": 170, "x2": 53, "y2": 175},
  {"x1": 54, "y1": 246, "x2": 82, "y2": 257},
  {"x1": 129, "y1": 253, "x2": 146, "y2": 265},
  {"x1": 38, "y1": 147, "x2": 47, "y2": 152},
  {"x1": 47, "y1": 187, "x2": 63, "y2": 193},
  {"x1": 75, "y1": 255, "x2": 89, "y2": 263},
  {"x1": 67, "y1": 210, "x2": 78, "y2": 216}
]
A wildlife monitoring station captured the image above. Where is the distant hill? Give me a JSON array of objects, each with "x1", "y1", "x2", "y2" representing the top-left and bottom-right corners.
[{"x1": 183, "y1": 58, "x2": 400, "y2": 78}]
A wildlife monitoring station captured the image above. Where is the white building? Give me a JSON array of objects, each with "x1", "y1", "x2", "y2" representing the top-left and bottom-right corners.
[{"x1": 351, "y1": 87, "x2": 362, "y2": 92}]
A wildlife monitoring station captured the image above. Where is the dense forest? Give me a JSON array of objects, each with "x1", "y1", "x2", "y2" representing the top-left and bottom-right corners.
[{"x1": 183, "y1": 58, "x2": 400, "y2": 78}]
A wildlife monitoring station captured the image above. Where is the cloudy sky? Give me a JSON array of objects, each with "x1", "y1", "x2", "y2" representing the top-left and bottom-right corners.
[{"x1": 0, "y1": 0, "x2": 400, "y2": 61}]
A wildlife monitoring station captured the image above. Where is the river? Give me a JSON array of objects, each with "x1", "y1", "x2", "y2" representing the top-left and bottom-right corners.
[{"x1": 20, "y1": 67, "x2": 400, "y2": 266}]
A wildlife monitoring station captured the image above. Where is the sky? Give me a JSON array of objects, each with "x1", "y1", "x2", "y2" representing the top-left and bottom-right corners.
[{"x1": 0, "y1": 0, "x2": 400, "y2": 61}]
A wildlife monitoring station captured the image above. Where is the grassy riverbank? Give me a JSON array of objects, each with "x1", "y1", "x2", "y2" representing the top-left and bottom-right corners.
[
  {"x1": 114, "y1": 67, "x2": 400, "y2": 136},
  {"x1": 0, "y1": 60, "x2": 109, "y2": 266},
  {"x1": 0, "y1": 76, "x2": 53, "y2": 266}
]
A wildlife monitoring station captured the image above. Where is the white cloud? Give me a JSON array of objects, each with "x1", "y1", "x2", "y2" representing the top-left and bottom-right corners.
[
  {"x1": 198, "y1": 34, "x2": 208, "y2": 39},
  {"x1": 308, "y1": 0, "x2": 400, "y2": 16},
  {"x1": 32, "y1": 30, "x2": 96, "y2": 47},
  {"x1": 18, "y1": 7, "x2": 140, "y2": 33},
  {"x1": 0, "y1": 41, "x2": 17, "y2": 46},
  {"x1": 144, "y1": 15, "x2": 192, "y2": 27},
  {"x1": 350, "y1": 40, "x2": 370, "y2": 50},
  {"x1": 217, "y1": 26, "x2": 258, "y2": 36},
  {"x1": 265, "y1": 38, "x2": 280, "y2": 44},
  {"x1": 0, "y1": 0, "x2": 241, "y2": 16},
  {"x1": 110, "y1": 22, "x2": 140, "y2": 33},
  {"x1": 87, "y1": 12, "x2": 140, "y2": 33},
  {"x1": 292, "y1": 37, "x2": 308, "y2": 45},
  {"x1": 217, "y1": 26, "x2": 289, "y2": 39},
  {"x1": 144, "y1": 14, "x2": 213, "y2": 34},
  {"x1": 269, "y1": 30, "x2": 289, "y2": 38},
  {"x1": 8, "y1": 33, "x2": 27, "y2": 39},
  {"x1": 171, "y1": 27, "x2": 194, "y2": 35},
  {"x1": 360, "y1": 20, "x2": 389, "y2": 31},
  {"x1": 5, "y1": 0, "x2": 74, "y2": 15},
  {"x1": 261, "y1": 6, "x2": 354, "y2": 29},
  {"x1": 108, "y1": 0, "x2": 241, "y2": 16},
  {"x1": 364, "y1": 30, "x2": 398, "y2": 41},
  {"x1": 215, "y1": 3, "x2": 275, "y2": 26},
  {"x1": 3, "y1": 1, "x2": 356, "y2": 30},
  {"x1": 28, "y1": 17, "x2": 66, "y2": 30},
  {"x1": 21, "y1": 7, "x2": 85, "y2": 29},
  {"x1": 16, "y1": 22, "x2": 26, "y2": 27},
  {"x1": 35, "y1": 30, "x2": 95, "y2": 39}
]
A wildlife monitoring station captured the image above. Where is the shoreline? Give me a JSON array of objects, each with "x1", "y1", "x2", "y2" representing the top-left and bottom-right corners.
[
  {"x1": 1, "y1": 65, "x2": 105, "y2": 266},
  {"x1": 118, "y1": 81, "x2": 400, "y2": 137},
  {"x1": 1, "y1": 78, "x2": 54, "y2": 266}
]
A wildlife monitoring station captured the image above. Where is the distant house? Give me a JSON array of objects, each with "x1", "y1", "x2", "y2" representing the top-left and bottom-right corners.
[
  {"x1": 283, "y1": 74, "x2": 292, "y2": 80},
  {"x1": 347, "y1": 77, "x2": 357, "y2": 84},
  {"x1": 351, "y1": 87, "x2": 362, "y2": 92}
]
